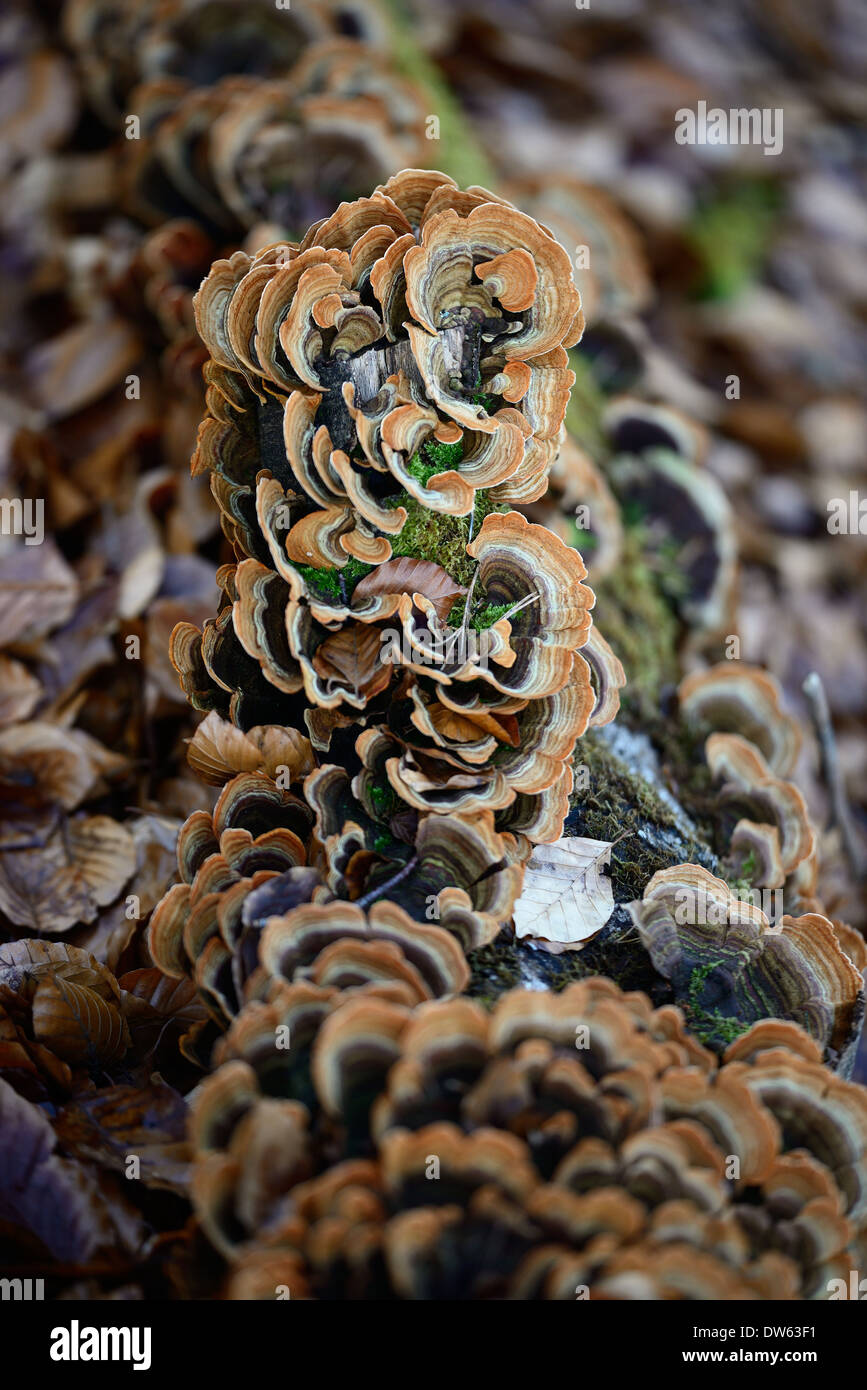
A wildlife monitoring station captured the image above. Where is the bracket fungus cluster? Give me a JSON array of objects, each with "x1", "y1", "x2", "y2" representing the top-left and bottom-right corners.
[
  {"x1": 188, "y1": 979, "x2": 867, "y2": 1300},
  {"x1": 146, "y1": 722, "x2": 521, "y2": 1034},
  {"x1": 629, "y1": 865, "x2": 864, "y2": 1069},
  {"x1": 124, "y1": 42, "x2": 430, "y2": 239},
  {"x1": 2, "y1": 2, "x2": 867, "y2": 1312},
  {"x1": 142, "y1": 172, "x2": 623, "y2": 1078},
  {"x1": 678, "y1": 663, "x2": 827, "y2": 915},
  {"x1": 168, "y1": 169, "x2": 610, "y2": 856},
  {"x1": 62, "y1": 0, "x2": 387, "y2": 127}
]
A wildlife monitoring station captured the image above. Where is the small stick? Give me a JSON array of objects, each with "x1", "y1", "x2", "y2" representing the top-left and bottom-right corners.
[
  {"x1": 802, "y1": 671, "x2": 866, "y2": 879},
  {"x1": 355, "y1": 854, "x2": 419, "y2": 911}
]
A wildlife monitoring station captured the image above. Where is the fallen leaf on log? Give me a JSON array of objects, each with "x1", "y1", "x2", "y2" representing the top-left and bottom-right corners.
[
  {"x1": 512, "y1": 835, "x2": 618, "y2": 949},
  {"x1": 353, "y1": 557, "x2": 467, "y2": 621}
]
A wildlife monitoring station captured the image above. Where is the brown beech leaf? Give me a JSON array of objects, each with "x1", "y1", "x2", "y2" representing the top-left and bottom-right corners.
[
  {"x1": 0, "y1": 541, "x2": 78, "y2": 647},
  {"x1": 427, "y1": 703, "x2": 521, "y2": 746},
  {"x1": 304, "y1": 705, "x2": 359, "y2": 752},
  {"x1": 0, "y1": 814, "x2": 136, "y2": 932},
  {"x1": 31, "y1": 974, "x2": 130, "y2": 1064},
  {"x1": 0, "y1": 723, "x2": 128, "y2": 815},
  {"x1": 0, "y1": 1077, "x2": 145, "y2": 1261},
  {"x1": 312, "y1": 623, "x2": 391, "y2": 699},
  {"x1": 353, "y1": 557, "x2": 467, "y2": 621},
  {"x1": 68, "y1": 899, "x2": 138, "y2": 972},
  {"x1": 54, "y1": 1081, "x2": 191, "y2": 1193},
  {"x1": 0, "y1": 656, "x2": 41, "y2": 726},
  {"x1": 119, "y1": 967, "x2": 208, "y2": 1052},
  {"x1": 0, "y1": 939, "x2": 120, "y2": 1001},
  {"x1": 0, "y1": 1018, "x2": 74, "y2": 1097},
  {"x1": 93, "y1": 494, "x2": 164, "y2": 619},
  {"x1": 26, "y1": 317, "x2": 141, "y2": 420},
  {"x1": 186, "y1": 710, "x2": 314, "y2": 785}
]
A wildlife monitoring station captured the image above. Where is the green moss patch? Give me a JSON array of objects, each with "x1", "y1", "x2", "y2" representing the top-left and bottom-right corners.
[
  {"x1": 568, "y1": 728, "x2": 715, "y2": 903},
  {"x1": 565, "y1": 350, "x2": 608, "y2": 461},
  {"x1": 683, "y1": 961, "x2": 751, "y2": 1049},
  {"x1": 687, "y1": 179, "x2": 780, "y2": 302},
  {"x1": 407, "y1": 436, "x2": 465, "y2": 487},
  {"x1": 592, "y1": 527, "x2": 680, "y2": 724},
  {"x1": 390, "y1": 488, "x2": 507, "y2": 587},
  {"x1": 296, "y1": 557, "x2": 372, "y2": 602}
]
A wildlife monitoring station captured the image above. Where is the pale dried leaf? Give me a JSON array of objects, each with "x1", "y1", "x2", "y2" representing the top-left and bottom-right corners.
[
  {"x1": 55, "y1": 1081, "x2": 191, "y2": 1193},
  {"x1": 0, "y1": 938, "x2": 120, "y2": 1000},
  {"x1": 26, "y1": 317, "x2": 141, "y2": 420},
  {"x1": 187, "y1": 711, "x2": 314, "y2": 784},
  {"x1": 0, "y1": 814, "x2": 136, "y2": 932},
  {"x1": 0, "y1": 655, "x2": 41, "y2": 725},
  {"x1": 120, "y1": 968, "x2": 207, "y2": 1050},
  {"x1": 513, "y1": 836, "x2": 616, "y2": 948},
  {"x1": 312, "y1": 623, "x2": 391, "y2": 699},
  {"x1": 0, "y1": 541, "x2": 78, "y2": 647},
  {"x1": 0, "y1": 722, "x2": 127, "y2": 813}
]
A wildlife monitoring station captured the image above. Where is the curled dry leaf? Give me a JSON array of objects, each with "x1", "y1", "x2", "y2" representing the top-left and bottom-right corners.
[
  {"x1": 54, "y1": 1081, "x2": 191, "y2": 1193},
  {"x1": 353, "y1": 557, "x2": 467, "y2": 622},
  {"x1": 119, "y1": 967, "x2": 208, "y2": 1054},
  {"x1": 0, "y1": 723, "x2": 127, "y2": 817},
  {"x1": 0, "y1": 814, "x2": 136, "y2": 933},
  {"x1": 32, "y1": 974, "x2": 130, "y2": 1064},
  {"x1": 93, "y1": 494, "x2": 165, "y2": 620},
  {"x1": 0, "y1": 542, "x2": 78, "y2": 647},
  {"x1": 186, "y1": 710, "x2": 314, "y2": 786},
  {"x1": 512, "y1": 835, "x2": 617, "y2": 950},
  {"x1": 0, "y1": 938, "x2": 120, "y2": 997},
  {"x1": 0, "y1": 1077, "x2": 145, "y2": 1262},
  {"x1": 311, "y1": 623, "x2": 391, "y2": 701},
  {"x1": 0, "y1": 655, "x2": 41, "y2": 726},
  {"x1": 25, "y1": 317, "x2": 141, "y2": 420}
]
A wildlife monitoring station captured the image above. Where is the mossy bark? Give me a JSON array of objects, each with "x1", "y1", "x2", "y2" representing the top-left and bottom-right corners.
[{"x1": 467, "y1": 722, "x2": 720, "y2": 1010}]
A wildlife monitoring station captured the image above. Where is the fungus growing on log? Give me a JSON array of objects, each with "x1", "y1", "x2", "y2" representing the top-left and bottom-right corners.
[
  {"x1": 164, "y1": 170, "x2": 605, "y2": 849},
  {"x1": 188, "y1": 980, "x2": 867, "y2": 1299},
  {"x1": 629, "y1": 865, "x2": 863, "y2": 1066}
]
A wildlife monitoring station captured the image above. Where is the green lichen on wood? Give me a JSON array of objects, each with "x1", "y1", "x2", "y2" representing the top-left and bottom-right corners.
[
  {"x1": 465, "y1": 913, "x2": 665, "y2": 1005},
  {"x1": 645, "y1": 718, "x2": 719, "y2": 848},
  {"x1": 465, "y1": 932, "x2": 524, "y2": 1009}
]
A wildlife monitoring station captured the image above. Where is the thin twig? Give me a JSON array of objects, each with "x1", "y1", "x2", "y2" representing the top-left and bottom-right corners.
[
  {"x1": 355, "y1": 854, "x2": 419, "y2": 911},
  {"x1": 802, "y1": 671, "x2": 866, "y2": 879}
]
